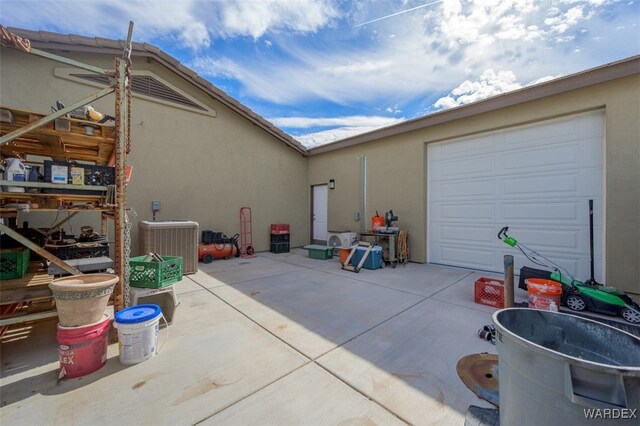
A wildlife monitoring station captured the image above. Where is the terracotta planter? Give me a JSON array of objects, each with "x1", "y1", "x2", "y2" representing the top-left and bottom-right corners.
[{"x1": 49, "y1": 274, "x2": 119, "y2": 327}]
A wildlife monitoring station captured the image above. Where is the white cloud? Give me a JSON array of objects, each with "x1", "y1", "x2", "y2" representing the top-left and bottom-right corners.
[
  {"x1": 1, "y1": 0, "x2": 338, "y2": 50},
  {"x1": 187, "y1": 0, "x2": 620, "y2": 105},
  {"x1": 270, "y1": 115, "x2": 405, "y2": 148},
  {"x1": 434, "y1": 69, "x2": 566, "y2": 110},
  {"x1": 214, "y1": 0, "x2": 339, "y2": 39},
  {"x1": 321, "y1": 60, "x2": 393, "y2": 75},
  {"x1": 434, "y1": 69, "x2": 522, "y2": 109},
  {"x1": 295, "y1": 126, "x2": 390, "y2": 148},
  {"x1": 270, "y1": 115, "x2": 403, "y2": 128}
]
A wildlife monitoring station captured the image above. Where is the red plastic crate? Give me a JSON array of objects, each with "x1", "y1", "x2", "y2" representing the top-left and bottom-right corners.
[
  {"x1": 474, "y1": 277, "x2": 505, "y2": 308},
  {"x1": 270, "y1": 224, "x2": 290, "y2": 235}
]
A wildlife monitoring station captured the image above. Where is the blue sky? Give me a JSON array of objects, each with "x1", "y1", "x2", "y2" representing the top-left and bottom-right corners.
[{"x1": 2, "y1": 0, "x2": 639, "y2": 147}]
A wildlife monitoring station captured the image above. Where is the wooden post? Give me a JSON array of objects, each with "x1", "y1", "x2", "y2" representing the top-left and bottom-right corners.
[{"x1": 504, "y1": 255, "x2": 514, "y2": 308}]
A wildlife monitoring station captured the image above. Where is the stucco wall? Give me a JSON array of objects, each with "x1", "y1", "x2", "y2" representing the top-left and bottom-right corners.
[
  {"x1": 1, "y1": 49, "x2": 309, "y2": 254},
  {"x1": 309, "y1": 75, "x2": 640, "y2": 294}
]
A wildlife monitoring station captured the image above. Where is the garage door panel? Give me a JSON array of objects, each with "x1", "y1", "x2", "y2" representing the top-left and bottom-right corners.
[
  {"x1": 505, "y1": 227, "x2": 579, "y2": 250},
  {"x1": 503, "y1": 172, "x2": 579, "y2": 195},
  {"x1": 505, "y1": 118, "x2": 577, "y2": 148},
  {"x1": 437, "y1": 203, "x2": 495, "y2": 220},
  {"x1": 442, "y1": 179, "x2": 495, "y2": 198},
  {"x1": 503, "y1": 201, "x2": 580, "y2": 222},
  {"x1": 438, "y1": 246, "x2": 499, "y2": 270},
  {"x1": 504, "y1": 145, "x2": 578, "y2": 171},
  {"x1": 433, "y1": 133, "x2": 498, "y2": 160},
  {"x1": 439, "y1": 225, "x2": 496, "y2": 244},
  {"x1": 434, "y1": 155, "x2": 496, "y2": 179},
  {"x1": 428, "y1": 111, "x2": 604, "y2": 280}
]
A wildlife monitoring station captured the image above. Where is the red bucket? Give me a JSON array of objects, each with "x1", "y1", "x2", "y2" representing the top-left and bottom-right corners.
[{"x1": 57, "y1": 314, "x2": 111, "y2": 379}]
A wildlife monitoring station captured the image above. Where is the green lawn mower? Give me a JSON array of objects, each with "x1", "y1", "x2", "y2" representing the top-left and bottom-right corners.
[{"x1": 498, "y1": 202, "x2": 640, "y2": 324}]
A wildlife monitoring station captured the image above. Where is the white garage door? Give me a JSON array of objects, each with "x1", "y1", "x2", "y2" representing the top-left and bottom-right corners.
[{"x1": 428, "y1": 111, "x2": 604, "y2": 281}]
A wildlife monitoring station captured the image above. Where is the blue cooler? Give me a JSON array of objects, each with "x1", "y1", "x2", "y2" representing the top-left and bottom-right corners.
[{"x1": 350, "y1": 245, "x2": 383, "y2": 270}]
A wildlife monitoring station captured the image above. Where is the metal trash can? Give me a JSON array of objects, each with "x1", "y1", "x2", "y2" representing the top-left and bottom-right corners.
[{"x1": 493, "y1": 308, "x2": 640, "y2": 425}]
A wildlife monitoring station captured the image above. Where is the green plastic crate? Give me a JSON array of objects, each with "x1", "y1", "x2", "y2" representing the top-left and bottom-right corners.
[
  {"x1": 129, "y1": 255, "x2": 183, "y2": 288},
  {"x1": 303, "y1": 245, "x2": 334, "y2": 260},
  {"x1": 0, "y1": 248, "x2": 30, "y2": 280},
  {"x1": 270, "y1": 242, "x2": 290, "y2": 253}
]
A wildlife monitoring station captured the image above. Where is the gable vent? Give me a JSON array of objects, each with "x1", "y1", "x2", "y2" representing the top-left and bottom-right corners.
[{"x1": 71, "y1": 73, "x2": 207, "y2": 111}]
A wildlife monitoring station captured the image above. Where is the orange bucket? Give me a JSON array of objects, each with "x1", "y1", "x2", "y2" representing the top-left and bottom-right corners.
[
  {"x1": 339, "y1": 248, "x2": 350, "y2": 264},
  {"x1": 372, "y1": 216, "x2": 385, "y2": 231},
  {"x1": 526, "y1": 278, "x2": 563, "y2": 312}
]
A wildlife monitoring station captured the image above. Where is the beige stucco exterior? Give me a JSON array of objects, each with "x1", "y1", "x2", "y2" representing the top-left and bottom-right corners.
[
  {"x1": 309, "y1": 74, "x2": 640, "y2": 294},
  {"x1": 1, "y1": 40, "x2": 638, "y2": 294},
  {"x1": 1, "y1": 48, "x2": 309, "y2": 253}
]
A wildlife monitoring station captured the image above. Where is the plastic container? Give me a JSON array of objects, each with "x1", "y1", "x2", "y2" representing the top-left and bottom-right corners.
[
  {"x1": 526, "y1": 278, "x2": 562, "y2": 311},
  {"x1": 303, "y1": 245, "x2": 334, "y2": 260},
  {"x1": 474, "y1": 277, "x2": 505, "y2": 308},
  {"x1": 270, "y1": 224, "x2": 290, "y2": 235},
  {"x1": 129, "y1": 255, "x2": 183, "y2": 288},
  {"x1": 49, "y1": 273, "x2": 119, "y2": 327},
  {"x1": 57, "y1": 314, "x2": 111, "y2": 379},
  {"x1": 0, "y1": 247, "x2": 30, "y2": 279},
  {"x1": 5, "y1": 158, "x2": 26, "y2": 192},
  {"x1": 270, "y1": 242, "x2": 290, "y2": 254},
  {"x1": 372, "y1": 216, "x2": 384, "y2": 231},
  {"x1": 114, "y1": 304, "x2": 163, "y2": 365},
  {"x1": 339, "y1": 248, "x2": 350, "y2": 264},
  {"x1": 493, "y1": 308, "x2": 640, "y2": 425},
  {"x1": 350, "y1": 245, "x2": 383, "y2": 270}
]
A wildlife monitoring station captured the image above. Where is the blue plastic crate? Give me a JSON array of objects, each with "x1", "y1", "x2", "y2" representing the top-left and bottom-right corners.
[{"x1": 349, "y1": 245, "x2": 383, "y2": 270}]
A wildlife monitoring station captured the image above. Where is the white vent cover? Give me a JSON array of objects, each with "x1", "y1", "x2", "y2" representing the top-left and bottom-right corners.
[
  {"x1": 327, "y1": 232, "x2": 357, "y2": 249},
  {"x1": 139, "y1": 221, "x2": 199, "y2": 274}
]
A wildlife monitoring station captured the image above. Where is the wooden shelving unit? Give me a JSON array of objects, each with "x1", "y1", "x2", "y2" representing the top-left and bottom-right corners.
[{"x1": 0, "y1": 25, "x2": 133, "y2": 333}]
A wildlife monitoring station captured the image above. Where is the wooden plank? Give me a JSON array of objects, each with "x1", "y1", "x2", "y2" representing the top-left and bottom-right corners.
[
  {"x1": 0, "y1": 310, "x2": 58, "y2": 327},
  {"x1": 0, "y1": 106, "x2": 115, "y2": 165},
  {"x1": 0, "y1": 88, "x2": 114, "y2": 146},
  {"x1": 0, "y1": 265, "x2": 52, "y2": 305},
  {"x1": 0, "y1": 180, "x2": 107, "y2": 191},
  {"x1": 0, "y1": 224, "x2": 82, "y2": 275}
]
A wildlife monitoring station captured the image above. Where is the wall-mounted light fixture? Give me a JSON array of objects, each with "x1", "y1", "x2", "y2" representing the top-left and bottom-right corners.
[{"x1": 329, "y1": 179, "x2": 335, "y2": 189}]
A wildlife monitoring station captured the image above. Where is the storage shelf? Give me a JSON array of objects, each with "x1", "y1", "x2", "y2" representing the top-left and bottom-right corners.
[
  {"x1": 0, "y1": 180, "x2": 108, "y2": 191},
  {"x1": 1, "y1": 106, "x2": 115, "y2": 165},
  {"x1": 0, "y1": 263, "x2": 52, "y2": 306}
]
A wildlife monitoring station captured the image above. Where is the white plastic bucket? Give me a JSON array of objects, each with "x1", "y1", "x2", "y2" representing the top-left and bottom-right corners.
[
  {"x1": 114, "y1": 304, "x2": 164, "y2": 365},
  {"x1": 5, "y1": 158, "x2": 26, "y2": 192}
]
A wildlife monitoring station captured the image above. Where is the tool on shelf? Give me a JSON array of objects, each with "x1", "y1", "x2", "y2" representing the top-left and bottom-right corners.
[{"x1": 377, "y1": 210, "x2": 399, "y2": 234}]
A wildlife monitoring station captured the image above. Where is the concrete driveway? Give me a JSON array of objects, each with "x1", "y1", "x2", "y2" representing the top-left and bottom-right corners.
[{"x1": 1, "y1": 249, "x2": 514, "y2": 425}]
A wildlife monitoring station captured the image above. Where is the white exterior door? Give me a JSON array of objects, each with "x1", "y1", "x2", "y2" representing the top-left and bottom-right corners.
[
  {"x1": 313, "y1": 185, "x2": 328, "y2": 242},
  {"x1": 428, "y1": 111, "x2": 604, "y2": 281}
]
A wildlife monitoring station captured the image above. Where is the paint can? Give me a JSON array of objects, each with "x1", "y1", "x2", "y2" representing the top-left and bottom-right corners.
[
  {"x1": 57, "y1": 314, "x2": 111, "y2": 379},
  {"x1": 113, "y1": 304, "x2": 162, "y2": 365}
]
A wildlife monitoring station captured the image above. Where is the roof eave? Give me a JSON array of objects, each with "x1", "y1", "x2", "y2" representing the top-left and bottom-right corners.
[
  {"x1": 5, "y1": 27, "x2": 308, "y2": 156},
  {"x1": 308, "y1": 55, "x2": 640, "y2": 155}
]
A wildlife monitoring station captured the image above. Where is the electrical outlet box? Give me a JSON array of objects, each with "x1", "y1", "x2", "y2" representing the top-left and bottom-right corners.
[
  {"x1": 353, "y1": 212, "x2": 360, "y2": 221},
  {"x1": 152, "y1": 200, "x2": 161, "y2": 212}
]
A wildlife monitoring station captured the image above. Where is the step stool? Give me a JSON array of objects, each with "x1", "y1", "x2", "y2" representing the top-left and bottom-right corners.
[{"x1": 129, "y1": 284, "x2": 179, "y2": 326}]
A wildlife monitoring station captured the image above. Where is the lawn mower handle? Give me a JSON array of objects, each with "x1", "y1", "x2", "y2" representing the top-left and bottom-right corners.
[{"x1": 497, "y1": 226, "x2": 509, "y2": 240}]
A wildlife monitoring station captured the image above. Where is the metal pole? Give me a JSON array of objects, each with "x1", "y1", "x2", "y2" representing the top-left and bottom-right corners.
[
  {"x1": 29, "y1": 48, "x2": 109, "y2": 76},
  {"x1": 361, "y1": 155, "x2": 367, "y2": 233},
  {"x1": 112, "y1": 56, "x2": 128, "y2": 313},
  {"x1": 504, "y1": 255, "x2": 514, "y2": 308}
]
